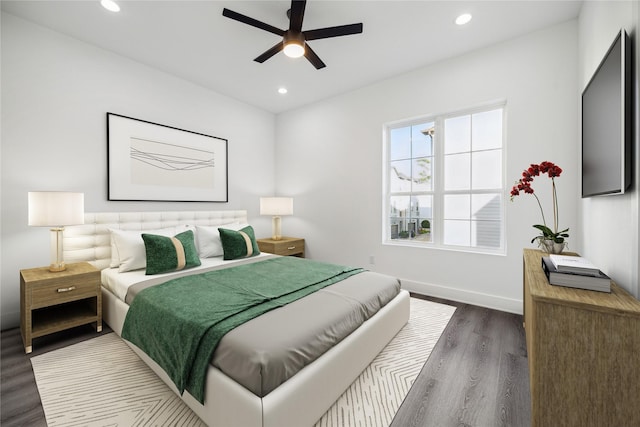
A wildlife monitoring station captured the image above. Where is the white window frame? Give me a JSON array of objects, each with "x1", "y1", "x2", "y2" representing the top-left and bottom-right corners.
[{"x1": 383, "y1": 101, "x2": 507, "y2": 255}]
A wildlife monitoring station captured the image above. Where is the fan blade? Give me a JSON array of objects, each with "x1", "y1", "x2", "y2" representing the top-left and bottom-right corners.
[
  {"x1": 222, "y1": 8, "x2": 285, "y2": 37},
  {"x1": 304, "y1": 23, "x2": 363, "y2": 41},
  {"x1": 303, "y1": 43, "x2": 326, "y2": 69},
  {"x1": 288, "y1": 0, "x2": 306, "y2": 32},
  {"x1": 254, "y1": 42, "x2": 284, "y2": 63}
]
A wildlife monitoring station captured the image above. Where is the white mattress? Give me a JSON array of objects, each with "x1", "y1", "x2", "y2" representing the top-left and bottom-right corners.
[{"x1": 101, "y1": 253, "x2": 272, "y2": 302}]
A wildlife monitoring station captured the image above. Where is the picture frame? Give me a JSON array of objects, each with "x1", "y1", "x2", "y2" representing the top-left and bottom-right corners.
[{"x1": 107, "y1": 113, "x2": 228, "y2": 202}]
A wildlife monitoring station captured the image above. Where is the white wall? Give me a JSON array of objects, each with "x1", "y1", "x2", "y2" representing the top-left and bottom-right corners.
[
  {"x1": 1, "y1": 13, "x2": 277, "y2": 329},
  {"x1": 578, "y1": 1, "x2": 639, "y2": 298},
  {"x1": 275, "y1": 21, "x2": 579, "y2": 314}
]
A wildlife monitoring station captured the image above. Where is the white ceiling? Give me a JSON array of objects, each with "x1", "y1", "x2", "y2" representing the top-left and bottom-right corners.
[{"x1": 2, "y1": 0, "x2": 583, "y2": 114}]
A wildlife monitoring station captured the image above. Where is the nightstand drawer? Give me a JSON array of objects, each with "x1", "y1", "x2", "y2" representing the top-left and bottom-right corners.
[
  {"x1": 273, "y1": 240, "x2": 303, "y2": 256},
  {"x1": 257, "y1": 237, "x2": 305, "y2": 257},
  {"x1": 31, "y1": 278, "x2": 99, "y2": 308}
]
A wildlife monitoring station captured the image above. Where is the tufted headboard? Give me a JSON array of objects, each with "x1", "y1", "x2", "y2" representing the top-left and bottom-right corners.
[{"x1": 63, "y1": 210, "x2": 248, "y2": 270}]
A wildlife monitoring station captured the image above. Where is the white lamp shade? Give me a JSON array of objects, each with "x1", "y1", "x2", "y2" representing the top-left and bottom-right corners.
[
  {"x1": 28, "y1": 192, "x2": 85, "y2": 226},
  {"x1": 260, "y1": 197, "x2": 293, "y2": 216}
]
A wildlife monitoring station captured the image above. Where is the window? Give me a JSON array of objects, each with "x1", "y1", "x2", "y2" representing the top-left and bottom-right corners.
[{"x1": 384, "y1": 104, "x2": 505, "y2": 252}]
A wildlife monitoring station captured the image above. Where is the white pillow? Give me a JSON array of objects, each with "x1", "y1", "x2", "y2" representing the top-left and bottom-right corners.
[
  {"x1": 109, "y1": 227, "x2": 177, "y2": 272},
  {"x1": 195, "y1": 223, "x2": 246, "y2": 258}
]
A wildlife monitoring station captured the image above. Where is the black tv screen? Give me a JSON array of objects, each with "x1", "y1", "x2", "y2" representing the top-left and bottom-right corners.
[{"x1": 581, "y1": 29, "x2": 631, "y2": 198}]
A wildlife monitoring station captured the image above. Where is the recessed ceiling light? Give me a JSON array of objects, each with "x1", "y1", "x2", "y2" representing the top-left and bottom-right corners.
[
  {"x1": 278, "y1": 87, "x2": 288, "y2": 94},
  {"x1": 455, "y1": 13, "x2": 472, "y2": 26},
  {"x1": 101, "y1": 0, "x2": 120, "y2": 13}
]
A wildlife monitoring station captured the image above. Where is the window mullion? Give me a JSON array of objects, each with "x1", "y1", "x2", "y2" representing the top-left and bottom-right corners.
[
  {"x1": 434, "y1": 117, "x2": 444, "y2": 246},
  {"x1": 469, "y1": 115, "x2": 474, "y2": 246}
]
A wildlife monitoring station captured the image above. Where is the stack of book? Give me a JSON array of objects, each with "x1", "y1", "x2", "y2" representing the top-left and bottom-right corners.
[{"x1": 541, "y1": 254, "x2": 611, "y2": 293}]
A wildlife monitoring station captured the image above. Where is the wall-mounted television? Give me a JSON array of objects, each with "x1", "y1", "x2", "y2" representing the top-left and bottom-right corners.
[{"x1": 581, "y1": 29, "x2": 631, "y2": 198}]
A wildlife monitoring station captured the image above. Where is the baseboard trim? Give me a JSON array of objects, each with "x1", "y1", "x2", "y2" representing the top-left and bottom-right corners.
[{"x1": 401, "y1": 279, "x2": 523, "y2": 315}]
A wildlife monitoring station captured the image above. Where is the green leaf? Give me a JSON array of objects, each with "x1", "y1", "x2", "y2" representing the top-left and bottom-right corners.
[
  {"x1": 532, "y1": 224, "x2": 554, "y2": 237},
  {"x1": 531, "y1": 224, "x2": 569, "y2": 244}
]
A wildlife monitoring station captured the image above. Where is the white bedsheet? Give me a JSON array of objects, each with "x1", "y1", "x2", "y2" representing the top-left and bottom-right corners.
[{"x1": 101, "y1": 253, "x2": 272, "y2": 302}]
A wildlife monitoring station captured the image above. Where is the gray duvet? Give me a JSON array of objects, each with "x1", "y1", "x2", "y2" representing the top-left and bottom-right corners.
[{"x1": 125, "y1": 256, "x2": 400, "y2": 397}]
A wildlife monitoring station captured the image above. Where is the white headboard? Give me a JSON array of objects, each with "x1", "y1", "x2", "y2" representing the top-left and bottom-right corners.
[{"x1": 63, "y1": 210, "x2": 248, "y2": 270}]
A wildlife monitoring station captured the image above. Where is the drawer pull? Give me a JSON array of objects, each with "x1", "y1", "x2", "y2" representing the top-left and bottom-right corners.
[
  {"x1": 288, "y1": 246, "x2": 296, "y2": 250},
  {"x1": 57, "y1": 286, "x2": 76, "y2": 293}
]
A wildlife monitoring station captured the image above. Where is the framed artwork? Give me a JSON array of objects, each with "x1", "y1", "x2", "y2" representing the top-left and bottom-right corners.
[{"x1": 107, "y1": 113, "x2": 228, "y2": 202}]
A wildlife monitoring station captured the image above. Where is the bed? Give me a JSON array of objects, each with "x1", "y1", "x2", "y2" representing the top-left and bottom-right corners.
[{"x1": 63, "y1": 210, "x2": 410, "y2": 427}]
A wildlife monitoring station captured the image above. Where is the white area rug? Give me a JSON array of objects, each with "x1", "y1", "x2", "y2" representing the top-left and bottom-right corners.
[{"x1": 31, "y1": 298, "x2": 455, "y2": 427}]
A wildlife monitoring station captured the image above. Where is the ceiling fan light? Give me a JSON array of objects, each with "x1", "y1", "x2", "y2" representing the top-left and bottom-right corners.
[
  {"x1": 283, "y1": 31, "x2": 305, "y2": 58},
  {"x1": 284, "y1": 42, "x2": 305, "y2": 58}
]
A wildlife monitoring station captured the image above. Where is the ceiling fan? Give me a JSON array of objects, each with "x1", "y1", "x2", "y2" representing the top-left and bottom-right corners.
[{"x1": 222, "y1": 0, "x2": 363, "y2": 69}]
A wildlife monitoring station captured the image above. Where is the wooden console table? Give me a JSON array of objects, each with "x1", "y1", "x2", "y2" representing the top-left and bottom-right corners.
[{"x1": 523, "y1": 249, "x2": 640, "y2": 427}]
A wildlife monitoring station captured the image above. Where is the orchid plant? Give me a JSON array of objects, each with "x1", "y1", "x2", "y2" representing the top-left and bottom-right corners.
[{"x1": 510, "y1": 161, "x2": 569, "y2": 245}]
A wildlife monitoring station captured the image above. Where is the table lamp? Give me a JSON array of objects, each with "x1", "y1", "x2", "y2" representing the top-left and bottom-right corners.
[
  {"x1": 28, "y1": 191, "x2": 85, "y2": 272},
  {"x1": 260, "y1": 197, "x2": 293, "y2": 240}
]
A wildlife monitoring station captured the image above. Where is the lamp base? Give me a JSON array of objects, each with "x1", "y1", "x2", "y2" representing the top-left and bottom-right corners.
[
  {"x1": 49, "y1": 262, "x2": 67, "y2": 272},
  {"x1": 49, "y1": 227, "x2": 66, "y2": 273},
  {"x1": 271, "y1": 216, "x2": 282, "y2": 240}
]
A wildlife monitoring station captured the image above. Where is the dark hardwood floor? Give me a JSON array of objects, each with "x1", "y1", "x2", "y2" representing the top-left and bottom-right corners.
[
  {"x1": 392, "y1": 295, "x2": 530, "y2": 427},
  {"x1": 391, "y1": 295, "x2": 531, "y2": 427},
  {"x1": 1, "y1": 294, "x2": 530, "y2": 427}
]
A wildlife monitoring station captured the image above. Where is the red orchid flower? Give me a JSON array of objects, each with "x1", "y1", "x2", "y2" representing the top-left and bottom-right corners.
[{"x1": 510, "y1": 161, "x2": 569, "y2": 244}]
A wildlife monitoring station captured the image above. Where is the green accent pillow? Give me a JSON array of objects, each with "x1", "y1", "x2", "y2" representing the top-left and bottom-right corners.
[
  {"x1": 142, "y1": 230, "x2": 201, "y2": 275},
  {"x1": 218, "y1": 225, "x2": 261, "y2": 260}
]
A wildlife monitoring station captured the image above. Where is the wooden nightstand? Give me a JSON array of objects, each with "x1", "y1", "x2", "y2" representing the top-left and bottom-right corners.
[
  {"x1": 257, "y1": 237, "x2": 305, "y2": 258},
  {"x1": 20, "y1": 262, "x2": 102, "y2": 354}
]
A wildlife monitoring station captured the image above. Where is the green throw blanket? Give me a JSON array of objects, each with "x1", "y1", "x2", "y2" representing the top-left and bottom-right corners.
[{"x1": 121, "y1": 256, "x2": 364, "y2": 403}]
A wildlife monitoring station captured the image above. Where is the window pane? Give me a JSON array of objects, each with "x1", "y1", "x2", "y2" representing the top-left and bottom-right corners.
[
  {"x1": 472, "y1": 109, "x2": 503, "y2": 151},
  {"x1": 472, "y1": 194, "x2": 502, "y2": 221},
  {"x1": 471, "y1": 220, "x2": 501, "y2": 248},
  {"x1": 389, "y1": 195, "x2": 433, "y2": 241},
  {"x1": 444, "y1": 115, "x2": 470, "y2": 154},
  {"x1": 444, "y1": 153, "x2": 470, "y2": 190},
  {"x1": 444, "y1": 194, "x2": 470, "y2": 220},
  {"x1": 390, "y1": 127, "x2": 411, "y2": 160},
  {"x1": 389, "y1": 160, "x2": 412, "y2": 192},
  {"x1": 412, "y1": 122, "x2": 434, "y2": 158},
  {"x1": 412, "y1": 157, "x2": 433, "y2": 191},
  {"x1": 472, "y1": 150, "x2": 502, "y2": 189},
  {"x1": 444, "y1": 220, "x2": 470, "y2": 246}
]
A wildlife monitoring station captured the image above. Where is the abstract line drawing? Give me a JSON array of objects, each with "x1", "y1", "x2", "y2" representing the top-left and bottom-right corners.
[
  {"x1": 130, "y1": 137, "x2": 215, "y2": 171},
  {"x1": 107, "y1": 112, "x2": 228, "y2": 202}
]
